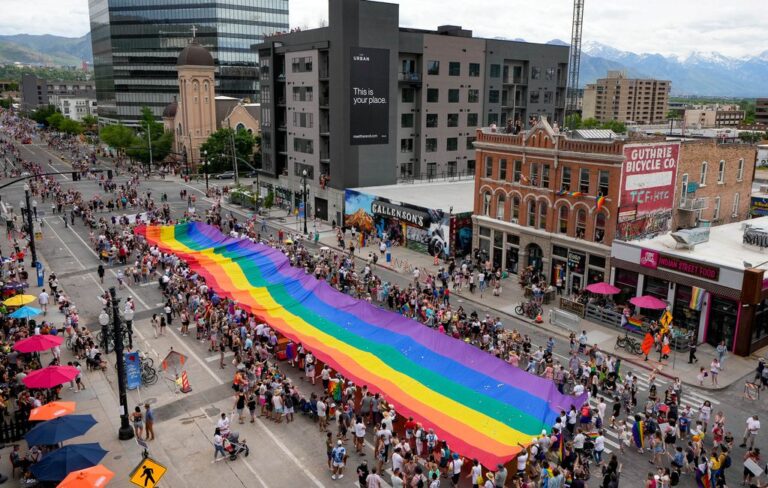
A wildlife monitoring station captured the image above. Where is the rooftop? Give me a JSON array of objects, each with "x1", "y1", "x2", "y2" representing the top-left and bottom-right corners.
[
  {"x1": 350, "y1": 180, "x2": 475, "y2": 214},
  {"x1": 621, "y1": 216, "x2": 768, "y2": 271}
]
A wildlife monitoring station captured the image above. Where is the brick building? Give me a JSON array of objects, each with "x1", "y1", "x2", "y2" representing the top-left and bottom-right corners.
[
  {"x1": 472, "y1": 118, "x2": 626, "y2": 292},
  {"x1": 582, "y1": 71, "x2": 670, "y2": 124},
  {"x1": 673, "y1": 141, "x2": 756, "y2": 230}
]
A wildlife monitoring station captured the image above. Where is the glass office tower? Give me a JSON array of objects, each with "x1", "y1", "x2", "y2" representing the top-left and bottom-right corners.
[{"x1": 88, "y1": 0, "x2": 288, "y2": 125}]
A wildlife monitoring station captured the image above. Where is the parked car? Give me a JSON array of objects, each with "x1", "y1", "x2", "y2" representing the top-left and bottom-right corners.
[{"x1": 215, "y1": 171, "x2": 236, "y2": 179}]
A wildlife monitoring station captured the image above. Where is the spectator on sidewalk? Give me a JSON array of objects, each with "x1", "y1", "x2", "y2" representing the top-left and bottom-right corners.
[
  {"x1": 144, "y1": 403, "x2": 155, "y2": 441},
  {"x1": 740, "y1": 415, "x2": 760, "y2": 450}
]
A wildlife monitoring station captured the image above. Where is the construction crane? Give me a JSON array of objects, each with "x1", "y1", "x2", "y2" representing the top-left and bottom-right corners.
[{"x1": 566, "y1": 0, "x2": 585, "y2": 116}]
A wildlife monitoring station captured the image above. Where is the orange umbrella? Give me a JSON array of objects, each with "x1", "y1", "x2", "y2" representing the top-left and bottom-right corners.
[
  {"x1": 57, "y1": 464, "x2": 114, "y2": 488},
  {"x1": 29, "y1": 401, "x2": 76, "y2": 421}
]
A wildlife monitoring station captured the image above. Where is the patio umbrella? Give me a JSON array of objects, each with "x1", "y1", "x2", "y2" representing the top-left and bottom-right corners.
[
  {"x1": 3, "y1": 294, "x2": 36, "y2": 307},
  {"x1": 29, "y1": 401, "x2": 77, "y2": 421},
  {"x1": 30, "y1": 443, "x2": 108, "y2": 481},
  {"x1": 57, "y1": 464, "x2": 114, "y2": 488},
  {"x1": 23, "y1": 365, "x2": 79, "y2": 389},
  {"x1": 630, "y1": 295, "x2": 668, "y2": 310},
  {"x1": 25, "y1": 414, "x2": 97, "y2": 445},
  {"x1": 585, "y1": 282, "x2": 621, "y2": 295},
  {"x1": 9, "y1": 305, "x2": 42, "y2": 319},
  {"x1": 14, "y1": 334, "x2": 64, "y2": 353}
]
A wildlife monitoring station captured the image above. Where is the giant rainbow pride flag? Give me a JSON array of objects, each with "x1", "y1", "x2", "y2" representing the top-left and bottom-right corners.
[{"x1": 136, "y1": 223, "x2": 587, "y2": 466}]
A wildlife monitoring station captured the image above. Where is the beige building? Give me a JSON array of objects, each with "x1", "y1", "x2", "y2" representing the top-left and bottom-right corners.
[
  {"x1": 683, "y1": 105, "x2": 745, "y2": 129},
  {"x1": 582, "y1": 71, "x2": 670, "y2": 124},
  {"x1": 163, "y1": 40, "x2": 259, "y2": 169}
]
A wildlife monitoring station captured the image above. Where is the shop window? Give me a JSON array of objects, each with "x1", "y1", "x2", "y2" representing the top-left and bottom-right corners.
[
  {"x1": 708, "y1": 296, "x2": 737, "y2": 349},
  {"x1": 752, "y1": 298, "x2": 768, "y2": 342},
  {"x1": 674, "y1": 285, "x2": 703, "y2": 338},
  {"x1": 615, "y1": 268, "x2": 639, "y2": 306},
  {"x1": 643, "y1": 276, "x2": 669, "y2": 301},
  {"x1": 496, "y1": 194, "x2": 506, "y2": 220},
  {"x1": 511, "y1": 196, "x2": 520, "y2": 222},
  {"x1": 537, "y1": 201, "x2": 548, "y2": 229},
  {"x1": 594, "y1": 211, "x2": 606, "y2": 243},
  {"x1": 575, "y1": 208, "x2": 587, "y2": 238},
  {"x1": 506, "y1": 244, "x2": 519, "y2": 274},
  {"x1": 493, "y1": 231, "x2": 504, "y2": 269},
  {"x1": 561, "y1": 166, "x2": 571, "y2": 191},
  {"x1": 527, "y1": 200, "x2": 536, "y2": 227},
  {"x1": 558, "y1": 206, "x2": 568, "y2": 234},
  {"x1": 482, "y1": 192, "x2": 491, "y2": 216}
]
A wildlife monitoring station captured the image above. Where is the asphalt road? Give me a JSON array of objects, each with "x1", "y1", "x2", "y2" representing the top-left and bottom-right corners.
[{"x1": 4, "y1": 135, "x2": 763, "y2": 488}]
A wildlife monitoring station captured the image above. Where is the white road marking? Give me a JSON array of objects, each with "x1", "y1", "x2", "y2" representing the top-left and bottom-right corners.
[
  {"x1": 42, "y1": 217, "x2": 86, "y2": 268},
  {"x1": 205, "y1": 351, "x2": 234, "y2": 363}
]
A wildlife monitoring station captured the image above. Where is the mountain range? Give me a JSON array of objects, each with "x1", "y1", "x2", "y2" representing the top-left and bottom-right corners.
[{"x1": 0, "y1": 32, "x2": 764, "y2": 97}]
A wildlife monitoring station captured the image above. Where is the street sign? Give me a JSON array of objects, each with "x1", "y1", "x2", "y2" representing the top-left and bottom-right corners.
[
  {"x1": 659, "y1": 310, "x2": 673, "y2": 328},
  {"x1": 129, "y1": 456, "x2": 166, "y2": 488}
]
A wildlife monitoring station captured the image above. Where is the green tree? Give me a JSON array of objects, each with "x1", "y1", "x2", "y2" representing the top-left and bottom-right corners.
[
  {"x1": 581, "y1": 117, "x2": 601, "y2": 129},
  {"x1": 59, "y1": 118, "x2": 83, "y2": 135},
  {"x1": 0, "y1": 96, "x2": 13, "y2": 109},
  {"x1": 264, "y1": 190, "x2": 274, "y2": 209},
  {"x1": 601, "y1": 120, "x2": 627, "y2": 134},
  {"x1": 125, "y1": 107, "x2": 173, "y2": 166},
  {"x1": 81, "y1": 114, "x2": 98, "y2": 131},
  {"x1": 30, "y1": 105, "x2": 57, "y2": 125},
  {"x1": 200, "y1": 127, "x2": 258, "y2": 173},
  {"x1": 46, "y1": 112, "x2": 66, "y2": 130},
  {"x1": 100, "y1": 123, "x2": 136, "y2": 155},
  {"x1": 565, "y1": 113, "x2": 582, "y2": 129}
]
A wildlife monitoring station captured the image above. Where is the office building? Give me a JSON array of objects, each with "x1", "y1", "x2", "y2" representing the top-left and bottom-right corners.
[
  {"x1": 20, "y1": 74, "x2": 96, "y2": 115},
  {"x1": 582, "y1": 71, "x2": 670, "y2": 124},
  {"x1": 255, "y1": 0, "x2": 568, "y2": 225},
  {"x1": 88, "y1": 0, "x2": 288, "y2": 125}
]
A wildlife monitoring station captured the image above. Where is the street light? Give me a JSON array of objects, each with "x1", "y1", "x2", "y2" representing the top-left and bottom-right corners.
[
  {"x1": 302, "y1": 169, "x2": 308, "y2": 235},
  {"x1": 98, "y1": 310, "x2": 110, "y2": 353},
  {"x1": 108, "y1": 287, "x2": 135, "y2": 441},
  {"x1": 123, "y1": 306, "x2": 134, "y2": 350},
  {"x1": 22, "y1": 184, "x2": 37, "y2": 270},
  {"x1": 203, "y1": 150, "x2": 209, "y2": 191}
]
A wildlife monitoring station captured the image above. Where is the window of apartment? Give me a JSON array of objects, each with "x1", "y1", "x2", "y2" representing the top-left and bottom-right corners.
[
  {"x1": 467, "y1": 159, "x2": 476, "y2": 174},
  {"x1": 400, "y1": 163, "x2": 414, "y2": 178},
  {"x1": 260, "y1": 89, "x2": 271, "y2": 104},
  {"x1": 700, "y1": 161, "x2": 708, "y2": 185},
  {"x1": 487, "y1": 113, "x2": 499, "y2": 126},
  {"x1": 594, "y1": 212, "x2": 606, "y2": 243},
  {"x1": 482, "y1": 192, "x2": 491, "y2": 216},
  {"x1": 732, "y1": 193, "x2": 740, "y2": 217},
  {"x1": 449, "y1": 62, "x2": 461, "y2": 76},
  {"x1": 292, "y1": 86, "x2": 313, "y2": 101},
  {"x1": 427, "y1": 162, "x2": 437, "y2": 178},
  {"x1": 448, "y1": 89, "x2": 460, "y2": 103},
  {"x1": 466, "y1": 136, "x2": 476, "y2": 150},
  {"x1": 294, "y1": 163, "x2": 314, "y2": 179},
  {"x1": 427, "y1": 60, "x2": 440, "y2": 75},
  {"x1": 425, "y1": 138, "x2": 437, "y2": 152},
  {"x1": 490, "y1": 64, "x2": 501, "y2": 78},
  {"x1": 447, "y1": 161, "x2": 457, "y2": 176},
  {"x1": 579, "y1": 168, "x2": 590, "y2": 193},
  {"x1": 467, "y1": 89, "x2": 479, "y2": 103},
  {"x1": 598, "y1": 170, "x2": 610, "y2": 196},
  {"x1": 293, "y1": 137, "x2": 314, "y2": 154},
  {"x1": 293, "y1": 112, "x2": 313, "y2": 128},
  {"x1": 737, "y1": 158, "x2": 745, "y2": 181},
  {"x1": 447, "y1": 113, "x2": 459, "y2": 127},
  {"x1": 291, "y1": 56, "x2": 312, "y2": 72},
  {"x1": 426, "y1": 113, "x2": 438, "y2": 128},
  {"x1": 469, "y1": 63, "x2": 480, "y2": 77},
  {"x1": 527, "y1": 200, "x2": 536, "y2": 227},
  {"x1": 400, "y1": 138, "x2": 414, "y2": 152},
  {"x1": 531, "y1": 66, "x2": 541, "y2": 79},
  {"x1": 713, "y1": 196, "x2": 721, "y2": 220},
  {"x1": 718, "y1": 160, "x2": 725, "y2": 183},
  {"x1": 558, "y1": 206, "x2": 569, "y2": 234},
  {"x1": 401, "y1": 113, "x2": 414, "y2": 128},
  {"x1": 545, "y1": 67, "x2": 556, "y2": 80},
  {"x1": 543, "y1": 91, "x2": 553, "y2": 104},
  {"x1": 531, "y1": 163, "x2": 540, "y2": 186},
  {"x1": 465, "y1": 113, "x2": 478, "y2": 128},
  {"x1": 576, "y1": 209, "x2": 587, "y2": 238},
  {"x1": 561, "y1": 166, "x2": 572, "y2": 191},
  {"x1": 401, "y1": 88, "x2": 415, "y2": 103},
  {"x1": 538, "y1": 201, "x2": 548, "y2": 230},
  {"x1": 679, "y1": 173, "x2": 689, "y2": 205},
  {"x1": 496, "y1": 194, "x2": 506, "y2": 220},
  {"x1": 485, "y1": 156, "x2": 494, "y2": 178},
  {"x1": 499, "y1": 159, "x2": 508, "y2": 180},
  {"x1": 530, "y1": 91, "x2": 540, "y2": 104},
  {"x1": 513, "y1": 160, "x2": 522, "y2": 183},
  {"x1": 511, "y1": 196, "x2": 520, "y2": 222},
  {"x1": 427, "y1": 88, "x2": 439, "y2": 103},
  {"x1": 446, "y1": 137, "x2": 458, "y2": 151},
  {"x1": 488, "y1": 90, "x2": 500, "y2": 104},
  {"x1": 542, "y1": 164, "x2": 551, "y2": 188}
]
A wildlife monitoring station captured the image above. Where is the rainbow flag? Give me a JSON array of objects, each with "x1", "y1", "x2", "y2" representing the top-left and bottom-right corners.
[
  {"x1": 631, "y1": 420, "x2": 644, "y2": 449},
  {"x1": 136, "y1": 223, "x2": 586, "y2": 467},
  {"x1": 690, "y1": 287, "x2": 705, "y2": 311},
  {"x1": 596, "y1": 195, "x2": 606, "y2": 211}
]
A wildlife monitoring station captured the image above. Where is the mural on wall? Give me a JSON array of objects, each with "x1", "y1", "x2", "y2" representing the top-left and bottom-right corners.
[{"x1": 344, "y1": 189, "x2": 454, "y2": 257}]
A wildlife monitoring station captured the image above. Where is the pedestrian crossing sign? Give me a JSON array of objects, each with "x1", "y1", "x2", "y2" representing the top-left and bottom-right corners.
[
  {"x1": 130, "y1": 456, "x2": 167, "y2": 488},
  {"x1": 660, "y1": 310, "x2": 673, "y2": 328}
]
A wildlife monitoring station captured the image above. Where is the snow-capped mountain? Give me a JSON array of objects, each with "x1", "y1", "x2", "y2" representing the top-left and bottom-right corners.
[{"x1": 549, "y1": 40, "x2": 765, "y2": 97}]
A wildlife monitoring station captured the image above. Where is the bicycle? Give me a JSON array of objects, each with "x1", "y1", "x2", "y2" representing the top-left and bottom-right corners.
[
  {"x1": 514, "y1": 301, "x2": 542, "y2": 320},
  {"x1": 96, "y1": 328, "x2": 132, "y2": 354},
  {"x1": 614, "y1": 332, "x2": 643, "y2": 355},
  {"x1": 141, "y1": 363, "x2": 158, "y2": 386}
]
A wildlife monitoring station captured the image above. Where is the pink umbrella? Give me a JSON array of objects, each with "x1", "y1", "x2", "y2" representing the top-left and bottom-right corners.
[
  {"x1": 630, "y1": 295, "x2": 668, "y2": 310},
  {"x1": 585, "y1": 282, "x2": 621, "y2": 295},
  {"x1": 13, "y1": 335, "x2": 64, "y2": 353},
  {"x1": 23, "y1": 366, "x2": 79, "y2": 389}
]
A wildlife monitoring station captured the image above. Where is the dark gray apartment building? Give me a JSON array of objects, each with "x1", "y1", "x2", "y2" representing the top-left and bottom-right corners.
[
  {"x1": 254, "y1": 0, "x2": 568, "y2": 224},
  {"x1": 20, "y1": 74, "x2": 95, "y2": 112},
  {"x1": 88, "y1": 0, "x2": 288, "y2": 125}
]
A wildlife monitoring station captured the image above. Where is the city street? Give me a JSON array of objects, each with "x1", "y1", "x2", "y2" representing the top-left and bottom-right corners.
[{"x1": 1, "y1": 134, "x2": 764, "y2": 487}]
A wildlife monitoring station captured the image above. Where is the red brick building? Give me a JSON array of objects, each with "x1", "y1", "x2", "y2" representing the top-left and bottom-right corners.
[{"x1": 472, "y1": 118, "x2": 626, "y2": 292}]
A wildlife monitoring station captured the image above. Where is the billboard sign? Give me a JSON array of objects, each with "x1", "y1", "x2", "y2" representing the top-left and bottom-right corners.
[
  {"x1": 640, "y1": 248, "x2": 719, "y2": 280},
  {"x1": 620, "y1": 142, "x2": 680, "y2": 214},
  {"x1": 124, "y1": 352, "x2": 141, "y2": 390},
  {"x1": 349, "y1": 47, "x2": 390, "y2": 145},
  {"x1": 751, "y1": 196, "x2": 768, "y2": 216}
]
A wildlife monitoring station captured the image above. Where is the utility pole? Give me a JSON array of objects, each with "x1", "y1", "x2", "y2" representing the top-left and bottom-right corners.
[
  {"x1": 109, "y1": 287, "x2": 135, "y2": 441},
  {"x1": 203, "y1": 150, "x2": 209, "y2": 191},
  {"x1": 302, "y1": 169, "x2": 308, "y2": 235},
  {"x1": 23, "y1": 185, "x2": 37, "y2": 269}
]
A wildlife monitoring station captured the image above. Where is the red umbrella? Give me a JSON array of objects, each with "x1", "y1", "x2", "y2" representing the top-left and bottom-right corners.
[
  {"x1": 14, "y1": 335, "x2": 64, "y2": 353},
  {"x1": 23, "y1": 366, "x2": 79, "y2": 389},
  {"x1": 630, "y1": 295, "x2": 668, "y2": 310},
  {"x1": 585, "y1": 282, "x2": 621, "y2": 295}
]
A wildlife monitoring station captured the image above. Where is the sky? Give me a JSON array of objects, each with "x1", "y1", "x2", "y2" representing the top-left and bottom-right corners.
[{"x1": 1, "y1": 0, "x2": 765, "y2": 58}]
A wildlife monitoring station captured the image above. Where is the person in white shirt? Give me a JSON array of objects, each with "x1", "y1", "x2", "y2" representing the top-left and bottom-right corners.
[
  {"x1": 741, "y1": 415, "x2": 760, "y2": 450},
  {"x1": 593, "y1": 429, "x2": 606, "y2": 466},
  {"x1": 354, "y1": 416, "x2": 366, "y2": 454},
  {"x1": 216, "y1": 413, "x2": 231, "y2": 438},
  {"x1": 573, "y1": 429, "x2": 586, "y2": 455},
  {"x1": 515, "y1": 448, "x2": 528, "y2": 476},
  {"x1": 391, "y1": 447, "x2": 404, "y2": 472},
  {"x1": 38, "y1": 290, "x2": 49, "y2": 315},
  {"x1": 449, "y1": 454, "x2": 464, "y2": 486}
]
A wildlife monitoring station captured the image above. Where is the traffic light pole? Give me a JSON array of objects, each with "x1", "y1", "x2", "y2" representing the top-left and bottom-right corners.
[
  {"x1": 24, "y1": 188, "x2": 37, "y2": 269},
  {"x1": 110, "y1": 287, "x2": 135, "y2": 441}
]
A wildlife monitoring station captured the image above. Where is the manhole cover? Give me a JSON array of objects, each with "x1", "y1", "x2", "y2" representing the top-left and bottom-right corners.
[{"x1": 205, "y1": 407, "x2": 221, "y2": 417}]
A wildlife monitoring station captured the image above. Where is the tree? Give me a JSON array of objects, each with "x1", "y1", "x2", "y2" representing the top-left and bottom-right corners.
[
  {"x1": 81, "y1": 114, "x2": 98, "y2": 131},
  {"x1": 46, "y1": 112, "x2": 66, "y2": 130},
  {"x1": 59, "y1": 118, "x2": 83, "y2": 135},
  {"x1": 125, "y1": 107, "x2": 174, "y2": 166},
  {"x1": 0, "y1": 96, "x2": 13, "y2": 109},
  {"x1": 565, "y1": 113, "x2": 582, "y2": 130},
  {"x1": 581, "y1": 117, "x2": 601, "y2": 129},
  {"x1": 100, "y1": 123, "x2": 136, "y2": 155},
  {"x1": 200, "y1": 127, "x2": 258, "y2": 173},
  {"x1": 601, "y1": 120, "x2": 627, "y2": 134},
  {"x1": 264, "y1": 190, "x2": 274, "y2": 209},
  {"x1": 30, "y1": 105, "x2": 57, "y2": 125}
]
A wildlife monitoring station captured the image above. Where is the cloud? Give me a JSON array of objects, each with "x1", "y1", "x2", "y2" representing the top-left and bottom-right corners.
[{"x1": 0, "y1": 0, "x2": 90, "y2": 38}]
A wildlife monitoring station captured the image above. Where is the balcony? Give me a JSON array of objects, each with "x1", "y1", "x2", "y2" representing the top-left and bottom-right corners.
[
  {"x1": 398, "y1": 71, "x2": 421, "y2": 84},
  {"x1": 503, "y1": 76, "x2": 527, "y2": 85},
  {"x1": 679, "y1": 197, "x2": 709, "y2": 211}
]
